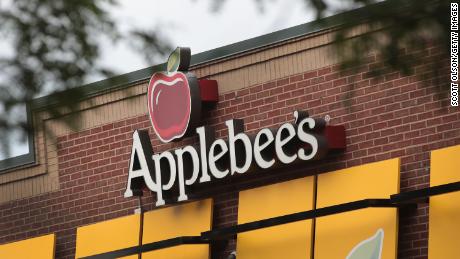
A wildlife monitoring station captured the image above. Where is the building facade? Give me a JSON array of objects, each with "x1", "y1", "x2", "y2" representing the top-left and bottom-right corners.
[{"x1": 0, "y1": 7, "x2": 459, "y2": 259}]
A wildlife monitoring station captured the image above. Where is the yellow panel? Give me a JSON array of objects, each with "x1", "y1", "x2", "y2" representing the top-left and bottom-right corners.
[
  {"x1": 315, "y1": 158, "x2": 400, "y2": 259},
  {"x1": 143, "y1": 245, "x2": 208, "y2": 259},
  {"x1": 142, "y1": 199, "x2": 212, "y2": 258},
  {"x1": 430, "y1": 144, "x2": 460, "y2": 186},
  {"x1": 0, "y1": 234, "x2": 55, "y2": 259},
  {"x1": 316, "y1": 158, "x2": 400, "y2": 205},
  {"x1": 429, "y1": 144, "x2": 460, "y2": 258},
  {"x1": 237, "y1": 177, "x2": 315, "y2": 259},
  {"x1": 118, "y1": 256, "x2": 138, "y2": 259},
  {"x1": 142, "y1": 199, "x2": 212, "y2": 242},
  {"x1": 75, "y1": 214, "x2": 141, "y2": 258}
]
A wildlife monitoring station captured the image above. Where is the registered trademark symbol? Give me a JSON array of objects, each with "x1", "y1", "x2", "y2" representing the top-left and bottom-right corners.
[{"x1": 324, "y1": 115, "x2": 331, "y2": 123}]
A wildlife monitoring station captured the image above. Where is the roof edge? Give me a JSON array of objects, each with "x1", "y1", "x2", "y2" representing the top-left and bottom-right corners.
[{"x1": 30, "y1": 1, "x2": 386, "y2": 110}]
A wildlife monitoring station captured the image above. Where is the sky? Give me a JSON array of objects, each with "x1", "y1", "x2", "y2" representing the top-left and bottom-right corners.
[
  {"x1": 98, "y1": 0, "x2": 314, "y2": 75},
  {"x1": 2, "y1": 0, "x2": 314, "y2": 159}
]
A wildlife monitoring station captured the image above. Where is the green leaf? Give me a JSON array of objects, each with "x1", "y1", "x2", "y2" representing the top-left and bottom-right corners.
[
  {"x1": 167, "y1": 48, "x2": 180, "y2": 73},
  {"x1": 346, "y1": 229, "x2": 384, "y2": 259}
]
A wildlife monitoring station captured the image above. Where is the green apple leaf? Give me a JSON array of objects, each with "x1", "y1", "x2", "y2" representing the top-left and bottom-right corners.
[
  {"x1": 346, "y1": 229, "x2": 384, "y2": 259},
  {"x1": 167, "y1": 48, "x2": 180, "y2": 73}
]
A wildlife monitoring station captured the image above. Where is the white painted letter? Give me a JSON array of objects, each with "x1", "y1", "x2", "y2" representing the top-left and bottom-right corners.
[
  {"x1": 275, "y1": 123, "x2": 297, "y2": 164},
  {"x1": 124, "y1": 130, "x2": 165, "y2": 206},
  {"x1": 208, "y1": 139, "x2": 229, "y2": 178},
  {"x1": 254, "y1": 128, "x2": 275, "y2": 168},
  {"x1": 226, "y1": 119, "x2": 253, "y2": 175},
  {"x1": 196, "y1": 126, "x2": 211, "y2": 183},
  {"x1": 297, "y1": 117, "x2": 319, "y2": 160},
  {"x1": 152, "y1": 151, "x2": 177, "y2": 192},
  {"x1": 175, "y1": 145, "x2": 200, "y2": 202}
]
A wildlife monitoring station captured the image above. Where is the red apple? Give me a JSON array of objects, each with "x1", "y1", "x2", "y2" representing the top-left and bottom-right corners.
[{"x1": 147, "y1": 72, "x2": 192, "y2": 142}]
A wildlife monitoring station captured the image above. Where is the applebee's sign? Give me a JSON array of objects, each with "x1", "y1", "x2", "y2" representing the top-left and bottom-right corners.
[
  {"x1": 124, "y1": 47, "x2": 346, "y2": 206},
  {"x1": 148, "y1": 48, "x2": 197, "y2": 142}
]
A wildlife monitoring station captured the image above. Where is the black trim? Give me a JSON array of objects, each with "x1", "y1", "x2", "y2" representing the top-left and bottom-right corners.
[
  {"x1": 78, "y1": 180, "x2": 460, "y2": 259},
  {"x1": 204, "y1": 182, "x2": 460, "y2": 241},
  {"x1": 390, "y1": 181, "x2": 460, "y2": 203},
  {"x1": 202, "y1": 199, "x2": 395, "y2": 241},
  {"x1": 79, "y1": 236, "x2": 208, "y2": 259}
]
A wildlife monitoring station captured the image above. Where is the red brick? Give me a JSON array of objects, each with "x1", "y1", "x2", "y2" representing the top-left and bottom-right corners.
[
  {"x1": 1, "y1": 51, "x2": 457, "y2": 259},
  {"x1": 303, "y1": 71, "x2": 318, "y2": 79}
]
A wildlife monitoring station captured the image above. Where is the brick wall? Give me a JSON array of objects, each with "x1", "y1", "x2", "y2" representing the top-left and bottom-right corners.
[{"x1": 1, "y1": 47, "x2": 459, "y2": 259}]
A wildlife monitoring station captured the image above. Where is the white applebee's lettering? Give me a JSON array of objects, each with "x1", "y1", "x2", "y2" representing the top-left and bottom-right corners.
[
  {"x1": 124, "y1": 131, "x2": 165, "y2": 206},
  {"x1": 152, "y1": 151, "x2": 176, "y2": 191},
  {"x1": 297, "y1": 117, "x2": 318, "y2": 160},
  {"x1": 253, "y1": 128, "x2": 275, "y2": 169},
  {"x1": 226, "y1": 120, "x2": 253, "y2": 175},
  {"x1": 124, "y1": 112, "x2": 328, "y2": 206},
  {"x1": 275, "y1": 123, "x2": 297, "y2": 164},
  {"x1": 208, "y1": 139, "x2": 229, "y2": 179},
  {"x1": 196, "y1": 126, "x2": 211, "y2": 183},
  {"x1": 175, "y1": 145, "x2": 200, "y2": 201}
]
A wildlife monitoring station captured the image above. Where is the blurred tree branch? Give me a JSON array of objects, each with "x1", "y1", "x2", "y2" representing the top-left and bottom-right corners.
[
  {"x1": 0, "y1": 0, "x2": 451, "y2": 157},
  {"x1": 307, "y1": 0, "x2": 450, "y2": 95},
  {"x1": 0, "y1": 0, "x2": 170, "y2": 156}
]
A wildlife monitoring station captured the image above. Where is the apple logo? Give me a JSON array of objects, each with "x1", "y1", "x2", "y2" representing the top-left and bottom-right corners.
[{"x1": 147, "y1": 47, "x2": 202, "y2": 143}]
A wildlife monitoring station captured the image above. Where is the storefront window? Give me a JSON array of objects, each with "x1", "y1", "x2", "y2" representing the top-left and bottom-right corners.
[{"x1": 0, "y1": 104, "x2": 34, "y2": 171}]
